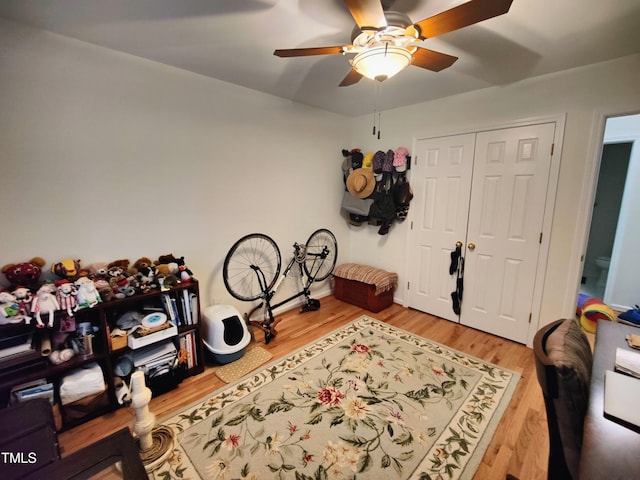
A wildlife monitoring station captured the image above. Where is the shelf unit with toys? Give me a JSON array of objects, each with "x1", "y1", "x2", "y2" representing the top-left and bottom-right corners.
[{"x1": 0, "y1": 271, "x2": 204, "y2": 432}]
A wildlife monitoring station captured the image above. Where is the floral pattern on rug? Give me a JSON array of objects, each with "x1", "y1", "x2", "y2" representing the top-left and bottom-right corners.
[{"x1": 152, "y1": 316, "x2": 519, "y2": 480}]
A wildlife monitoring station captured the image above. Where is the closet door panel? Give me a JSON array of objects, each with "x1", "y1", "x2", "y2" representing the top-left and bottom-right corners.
[
  {"x1": 408, "y1": 134, "x2": 475, "y2": 322},
  {"x1": 462, "y1": 123, "x2": 555, "y2": 343}
]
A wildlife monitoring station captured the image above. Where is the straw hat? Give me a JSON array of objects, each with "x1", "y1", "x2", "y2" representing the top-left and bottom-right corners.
[{"x1": 346, "y1": 168, "x2": 375, "y2": 199}]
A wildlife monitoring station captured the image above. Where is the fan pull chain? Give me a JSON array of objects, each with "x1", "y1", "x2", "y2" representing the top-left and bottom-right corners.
[
  {"x1": 372, "y1": 80, "x2": 377, "y2": 136},
  {"x1": 371, "y1": 82, "x2": 383, "y2": 139}
]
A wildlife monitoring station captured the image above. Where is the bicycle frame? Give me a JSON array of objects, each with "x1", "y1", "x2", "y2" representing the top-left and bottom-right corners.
[{"x1": 247, "y1": 242, "x2": 330, "y2": 343}]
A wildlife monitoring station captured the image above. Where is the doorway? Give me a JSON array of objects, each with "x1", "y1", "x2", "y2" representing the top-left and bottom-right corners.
[
  {"x1": 579, "y1": 113, "x2": 640, "y2": 310},
  {"x1": 579, "y1": 142, "x2": 631, "y2": 299}
]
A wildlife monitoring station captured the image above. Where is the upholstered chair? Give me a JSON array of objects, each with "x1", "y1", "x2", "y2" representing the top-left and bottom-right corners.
[{"x1": 534, "y1": 318, "x2": 593, "y2": 480}]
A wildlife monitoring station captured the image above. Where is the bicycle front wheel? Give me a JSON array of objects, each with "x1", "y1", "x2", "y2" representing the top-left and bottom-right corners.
[
  {"x1": 223, "y1": 233, "x2": 281, "y2": 301},
  {"x1": 303, "y1": 228, "x2": 337, "y2": 282}
]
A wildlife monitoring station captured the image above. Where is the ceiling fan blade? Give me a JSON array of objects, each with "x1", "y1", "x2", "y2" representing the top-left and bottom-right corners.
[
  {"x1": 274, "y1": 46, "x2": 345, "y2": 58},
  {"x1": 413, "y1": 0, "x2": 513, "y2": 40},
  {"x1": 339, "y1": 68, "x2": 364, "y2": 87},
  {"x1": 411, "y1": 47, "x2": 458, "y2": 72},
  {"x1": 344, "y1": 0, "x2": 387, "y2": 30}
]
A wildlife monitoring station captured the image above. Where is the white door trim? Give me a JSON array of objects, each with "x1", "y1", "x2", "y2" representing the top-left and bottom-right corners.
[
  {"x1": 565, "y1": 108, "x2": 640, "y2": 328},
  {"x1": 403, "y1": 114, "x2": 566, "y2": 347}
]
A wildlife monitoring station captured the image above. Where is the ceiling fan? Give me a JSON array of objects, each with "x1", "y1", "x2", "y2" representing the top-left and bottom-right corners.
[{"x1": 274, "y1": 0, "x2": 514, "y2": 86}]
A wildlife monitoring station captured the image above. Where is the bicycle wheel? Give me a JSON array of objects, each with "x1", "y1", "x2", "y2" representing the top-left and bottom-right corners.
[
  {"x1": 223, "y1": 233, "x2": 281, "y2": 301},
  {"x1": 303, "y1": 228, "x2": 337, "y2": 282}
]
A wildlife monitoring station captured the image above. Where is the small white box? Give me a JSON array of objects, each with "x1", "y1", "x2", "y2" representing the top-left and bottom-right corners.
[{"x1": 128, "y1": 322, "x2": 177, "y2": 349}]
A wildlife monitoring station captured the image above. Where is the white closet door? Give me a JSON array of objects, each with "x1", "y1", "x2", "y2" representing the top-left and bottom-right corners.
[
  {"x1": 461, "y1": 123, "x2": 555, "y2": 343},
  {"x1": 407, "y1": 133, "x2": 475, "y2": 322},
  {"x1": 407, "y1": 123, "x2": 555, "y2": 343}
]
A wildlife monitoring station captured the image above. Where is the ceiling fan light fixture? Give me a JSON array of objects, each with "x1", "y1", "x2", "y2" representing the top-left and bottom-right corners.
[{"x1": 351, "y1": 45, "x2": 412, "y2": 82}]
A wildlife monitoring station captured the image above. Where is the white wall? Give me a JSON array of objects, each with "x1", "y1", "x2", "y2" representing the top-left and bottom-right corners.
[
  {"x1": 347, "y1": 54, "x2": 640, "y2": 339},
  {"x1": 603, "y1": 114, "x2": 640, "y2": 310},
  {"x1": 0, "y1": 19, "x2": 351, "y2": 314},
  {"x1": 2, "y1": 17, "x2": 640, "y2": 341}
]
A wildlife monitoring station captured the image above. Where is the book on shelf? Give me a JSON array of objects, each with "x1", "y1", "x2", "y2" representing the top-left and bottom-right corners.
[
  {"x1": 615, "y1": 347, "x2": 640, "y2": 378},
  {"x1": 128, "y1": 321, "x2": 177, "y2": 349},
  {"x1": 189, "y1": 292, "x2": 198, "y2": 324},
  {"x1": 133, "y1": 339, "x2": 176, "y2": 368},
  {"x1": 11, "y1": 380, "x2": 55, "y2": 405},
  {"x1": 0, "y1": 334, "x2": 34, "y2": 361},
  {"x1": 182, "y1": 289, "x2": 192, "y2": 325},
  {"x1": 179, "y1": 331, "x2": 198, "y2": 369}
]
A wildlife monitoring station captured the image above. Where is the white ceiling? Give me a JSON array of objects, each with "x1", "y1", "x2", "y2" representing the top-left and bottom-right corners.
[{"x1": 2, "y1": 0, "x2": 640, "y2": 117}]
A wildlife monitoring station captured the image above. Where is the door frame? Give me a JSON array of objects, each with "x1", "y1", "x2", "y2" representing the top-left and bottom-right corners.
[
  {"x1": 403, "y1": 114, "x2": 566, "y2": 347},
  {"x1": 566, "y1": 108, "x2": 640, "y2": 319}
]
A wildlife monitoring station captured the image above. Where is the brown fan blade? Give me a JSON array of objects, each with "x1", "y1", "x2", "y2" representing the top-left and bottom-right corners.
[
  {"x1": 344, "y1": 0, "x2": 387, "y2": 30},
  {"x1": 274, "y1": 46, "x2": 345, "y2": 57},
  {"x1": 339, "y1": 68, "x2": 364, "y2": 87},
  {"x1": 411, "y1": 47, "x2": 458, "y2": 72},
  {"x1": 413, "y1": 0, "x2": 513, "y2": 40}
]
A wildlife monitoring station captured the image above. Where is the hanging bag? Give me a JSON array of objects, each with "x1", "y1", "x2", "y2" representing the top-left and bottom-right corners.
[{"x1": 341, "y1": 190, "x2": 374, "y2": 217}]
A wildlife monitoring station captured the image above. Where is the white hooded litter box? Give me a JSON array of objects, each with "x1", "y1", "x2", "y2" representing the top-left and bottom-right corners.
[{"x1": 202, "y1": 305, "x2": 251, "y2": 364}]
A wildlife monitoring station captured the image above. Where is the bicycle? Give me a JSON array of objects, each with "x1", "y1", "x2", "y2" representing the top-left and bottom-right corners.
[{"x1": 222, "y1": 228, "x2": 338, "y2": 343}]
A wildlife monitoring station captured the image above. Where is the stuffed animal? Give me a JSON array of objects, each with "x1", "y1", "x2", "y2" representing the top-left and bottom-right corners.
[
  {"x1": 74, "y1": 277, "x2": 102, "y2": 309},
  {"x1": 85, "y1": 262, "x2": 109, "y2": 281},
  {"x1": 155, "y1": 253, "x2": 178, "y2": 265},
  {"x1": 107, "y1": 265, "x2": 131, "y2": 299},
  {"x1": 49, "y1": 348, "x2": 74, "y2": 365},
  {"x1": 12, "y1": 286, "x2": 33, "y2": 323},
  {"x1": 158, "y1": 273, "x2": 179, "y2": 291},
  {"x1": 93, "y1": 278, "x2": 114, "y2": 302},
  {"x1": 51, "y1": 258, "x2": 82, "y2": 281},
  {"x1": 2, "y1": 257, "x2": 46, "y2": 289},
  {"x1": 179, "y1": 264, "x2": 193, "y2": 282},
  {"x1": 108, "y1": 259, "x2": 131, "y2": 274},
  {"x1": 130, "y1": 257, "x2": 153, "y2": 276},
  {"x1": 135, "y1": 265, "x2": 157, "y2": 293},
  {"x1": 31, "y1": 282, "x2": 59, "y2": 328},
  {"x1": 55, "y1": 279, "x2": 78, "y2": 317},
  {"x1": 0, "y1": 290, "x2": 20, "y2": 324},
  {"x1": 154, "y1": 254, "x2": 179, "y2": 277},
  {"x1": 155, "y1": 262, "x2": 179, "y2": 277}
]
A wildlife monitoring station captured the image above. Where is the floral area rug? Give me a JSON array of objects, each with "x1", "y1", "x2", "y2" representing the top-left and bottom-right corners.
[{"x1": 153, "y1": 316, "x2": 519, "y2": 479}]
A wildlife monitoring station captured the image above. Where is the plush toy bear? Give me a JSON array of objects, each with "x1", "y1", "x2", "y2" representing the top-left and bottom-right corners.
[
  {"x1": 131, "y1": 257, "x2": 153, "y2": 276},
  {"x1": 2, "y1": 257, "x2": 46, "y2": 289},
  {"x1": 85, "y1": 262, "x2": 109, "y2": 281},
  {"x1": 108, "y1": 259, "x2": 131, "y2": 273},
  {"x1": 51, "y1": 258, "x2": 82, "y2": 281}
]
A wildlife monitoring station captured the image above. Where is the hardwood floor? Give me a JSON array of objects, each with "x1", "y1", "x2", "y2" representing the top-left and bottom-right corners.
[{"x1": 58, "y1": 296, "x2": 549, "y2": 479}]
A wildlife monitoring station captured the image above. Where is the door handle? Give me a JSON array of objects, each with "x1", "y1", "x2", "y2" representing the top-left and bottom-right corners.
[
  {"x1": 456, "y1": 241, "x2": 463, "y2": 248},
  {"x1": 467, "y1": 242, "x2": 476, "y2": 251}
]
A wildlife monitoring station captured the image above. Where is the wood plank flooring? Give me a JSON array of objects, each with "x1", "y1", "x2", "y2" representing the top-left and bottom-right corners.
[{"x1": 58, "y1": 296, "x2": 549, "y2": 479}]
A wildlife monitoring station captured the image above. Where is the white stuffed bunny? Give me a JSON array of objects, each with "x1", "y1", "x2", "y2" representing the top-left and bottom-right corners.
[{"x1": 31, "y1": 283, "x2": 59, "y2": 328}]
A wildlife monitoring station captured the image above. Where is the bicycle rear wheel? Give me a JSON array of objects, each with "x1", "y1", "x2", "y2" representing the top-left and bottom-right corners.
[
  {"x1": 223, "y1": 233, "x2": 281, "y2": 301},
  {"x1": 303, "y1": 228, "x2": 337, "y2": 282}
]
